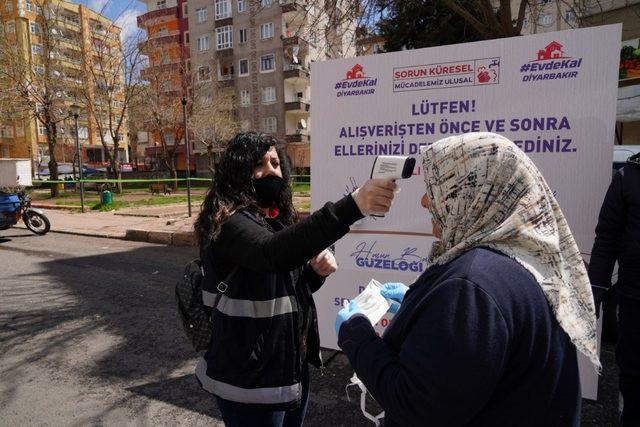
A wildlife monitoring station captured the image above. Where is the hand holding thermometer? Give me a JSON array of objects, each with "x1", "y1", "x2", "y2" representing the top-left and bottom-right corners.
[{"x1": 369, "y1": 155, "x2": 416, "y2": 217}]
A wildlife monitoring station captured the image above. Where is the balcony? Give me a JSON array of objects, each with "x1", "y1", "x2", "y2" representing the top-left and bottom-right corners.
[
  {"x1": 282, "y1": 35, "x2": 309, "y2": 50},
  {"x1": 283, "y1": 64, "x2": 309, "y2": 81},
  {"x1": 217, "y1": 73, "x2": 235, "y2": 87},
  {"x1": 137, "y1": 6, "x2": 179, "y2": 28},
  {"x1": 140, "y1": 61, "x2": 182, "y2": 80},
  {"x1": 216, "y1": 46, "x2": 234, "y2": 58},
  {"x1": 285, "y1": 129, "x2": 310, "y2": 143},
  {"x1": 139, "y1": 31, "x2": 181, "y2": 50},
  {"x1": 285, "y1": 98, "x2": 310, "y2": 113},
  {"x1": 215, "y1": 14, "x2": 233, "y2": 26},
  {"x1": 280, "y1": 0, "x2": 304, "y2": 14}
]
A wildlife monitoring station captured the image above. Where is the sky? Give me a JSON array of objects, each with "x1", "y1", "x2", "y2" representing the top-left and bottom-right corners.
[{"x1": 71, "y1": 0, "x2": 146, "y2": 40}]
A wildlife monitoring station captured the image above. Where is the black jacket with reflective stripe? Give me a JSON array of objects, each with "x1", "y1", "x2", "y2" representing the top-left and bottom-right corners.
[
  {"x1": 589, "y1": 155, "x2": 640, "y2": 299},
  {"x1": 198, "y1": 195, "x2": 362, "y2": 409}
]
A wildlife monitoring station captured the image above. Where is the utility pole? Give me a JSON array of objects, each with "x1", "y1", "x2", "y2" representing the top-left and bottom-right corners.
[
  {"x1": 70, "y1": 104, "x2": 85, "y2": 213},
  {"x1": 181, "y1": 97, "x2": 192, "y2": 217}
]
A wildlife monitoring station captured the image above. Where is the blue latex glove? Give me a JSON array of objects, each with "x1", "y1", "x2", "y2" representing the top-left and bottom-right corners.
[
  {"x1": 380, "y1": 282, "x2": 409, "y2": 313},
  {"x1": 335, "y1": 300, "x2": 363, "y2": 336}
]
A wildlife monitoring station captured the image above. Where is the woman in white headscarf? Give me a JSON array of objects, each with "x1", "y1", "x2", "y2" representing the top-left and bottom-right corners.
[{"x1": 335, "y1": 132, "x2": 598, "y2": 427}]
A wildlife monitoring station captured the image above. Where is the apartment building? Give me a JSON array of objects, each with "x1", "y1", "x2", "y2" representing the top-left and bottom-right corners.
[
  {"x1": 185, "y1": 0, "x2": 357, "y2": 171},
  {"x1": 0, "y1": 0, "x2": 127, "y2": 169},
  {"x1": 355, "y1": 26, "x2": 385, "y2": 56},
  {"x1": 137, "y1": 0, "x2": 190, "y2": 170},
  {"x1": 512, "y1": 0, "x2": 640, "y2": 38}
]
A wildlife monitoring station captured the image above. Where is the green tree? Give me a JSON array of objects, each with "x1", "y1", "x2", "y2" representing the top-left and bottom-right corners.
[{"x1": 377, "y1": 0, "x2": 484, "y2": 51}]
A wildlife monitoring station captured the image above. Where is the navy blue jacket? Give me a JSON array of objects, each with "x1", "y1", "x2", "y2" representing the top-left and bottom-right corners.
[
  {"x1": 338, "y1": 247, "x2": 580, "y2": 427},
  {"x1": 589, "y1": 155, "x2": 640, "y2": 299}
]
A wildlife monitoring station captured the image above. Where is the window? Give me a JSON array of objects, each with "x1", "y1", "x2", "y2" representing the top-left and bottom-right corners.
[
  {"x1": 196, "y1": 7, "x2": 207, "y2": 23},
  {"x1": 16, "y1": 123, "x2": 24, "y2": 137},
  {"x1": 31, "y1": 44, "x2": 43, "y2": 55},
  {"x1": 5, "y1": 1, "x2": 12, "y2": 12},
  {"x1": 26, "y1": 0, "x2": 33, "y2": 12},
  {"x1": 240, "y1": 90, "x2": 250, "y2": 106},
  {"x1": 260, "y1": 23, "x2": 274, "y2": 39},
  {"x1": 184, "y1": 31, "x2": 190, "y2": 44},
  {"x1": 198, "y1": 66, "x2": 211, "y2": 81},
  {"x1": 157, "y1": 0, "x2": 166, "y2": 9},
  {"x1": 182, "y1": 3, "x2": 188, "y2": 16},
  {"x1": 241, "y1": 120, "x2": 250, "y2": 131},
  {"x1": 239, "y1": 28, "x2": 247, "y2": 43},
  {"x1": 260, "y1": 54, "x2": 275, "y2": 72},
  {"x1": 538, "y1": 14, "x2": 553, "y2": 25},
  {"x1": 216, "y1": 26, "x2": 232, "y2": 50},
  {"x1": 1, "y1": 146, "x2": 9, "y2": 158},
  {"x1": 239, "y1": 59, "x2": 249, "y2": 76},
  {"x1": 38, "y1": 123, "x2": 47, "y2": 136},
  {"x1": 237, "y1": 0, "x2": 246, "y2": 13},
  {"x1": 564, "y1": 11, "x2": 575, "y2": 22},
  {"x1": 30, "y1": 22, "x2": 41, "y2": 34},
  {"x1": 197, "y1": 35, "x2": 210, "y2": 51},
  {"x1": 261, "y1": 117, "x2": 277, "y2": 133},
  {"x1": 6, "y1": 21, "x2": 15, "y2": 33},
  {"x1": 1, "y1": 126, "x2": 14, "y2": 138},
  {"x1": 215, "y1": 0, "x2": 231, "y2": 19},
  {"x1": 86, "y1": 147, "x2": 102, "y2": 162},
  {"x1": 260, "y1": 0, "x2": 272, "y2": 6},
  {"x1": 78, "y1": 126, "x2": 89, "y2": 140},
  {"x1": 523, "y1": 17, "x2": 529, "y2": 28},
  {"x1": 261, "y1": 86, "x2": 276, "y2": 103}
]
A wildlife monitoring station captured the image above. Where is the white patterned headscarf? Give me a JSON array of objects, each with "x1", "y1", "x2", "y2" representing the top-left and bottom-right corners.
[{"x1": 421, "y1": 132, "x2": 599, "y2": 369}]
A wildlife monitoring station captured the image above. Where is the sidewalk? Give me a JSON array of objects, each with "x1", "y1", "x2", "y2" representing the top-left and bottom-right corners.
[
  {"x1": 19, "y1": 203, "x2": 311, "y2": 246},
  {"x1": 17, "y1": 206, "x2": 198, "y2": 246}
]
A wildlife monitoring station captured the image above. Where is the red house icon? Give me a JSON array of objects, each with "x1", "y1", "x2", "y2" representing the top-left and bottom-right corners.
[
  {"x1": 537, "y1": 41, "x2": 565, "y2": 60},
  {"x1": 346, "y1": 64, "x2": 365, "y2": 79}
]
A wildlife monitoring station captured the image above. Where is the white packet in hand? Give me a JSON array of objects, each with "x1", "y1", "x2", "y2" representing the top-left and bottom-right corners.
[{"x1": 351, "y1": 279, "x2": 390, "y2": 326}]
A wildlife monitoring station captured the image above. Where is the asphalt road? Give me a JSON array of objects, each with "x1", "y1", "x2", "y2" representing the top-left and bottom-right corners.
[{"x1": 0, "y1": 230, "x2": 620, "y2": 426}]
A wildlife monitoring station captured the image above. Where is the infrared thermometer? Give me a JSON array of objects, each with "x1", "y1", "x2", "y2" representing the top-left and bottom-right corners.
[
  {"x1": 369, "y1": 156, "x2": 416, "y2": 217},
  {"x1": 370, "y1": 155, "x2": 416, "y2": 181}
]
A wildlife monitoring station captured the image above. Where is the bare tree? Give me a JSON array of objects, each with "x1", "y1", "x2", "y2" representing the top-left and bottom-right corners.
[
  {"x1": 278, "y1": 0, "x2": 600, "y2": 53},
  {"x1": 189, "y1": 81, "x2": 237, "y2": 175},
  {"x1": 0, "y1": 0, "x2": 80, "y2": 196},
  {"x1": 137, "y1": 42, "x2": 189, "y2": 190},
  {"x1": 79, "y1": 30, "x2": 145, "y2": 193}
]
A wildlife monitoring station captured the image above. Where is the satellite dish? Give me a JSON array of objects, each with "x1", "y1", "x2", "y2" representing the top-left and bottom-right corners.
[{"x1": 298, "y1": 119, "x2": 307, "y2": 129}]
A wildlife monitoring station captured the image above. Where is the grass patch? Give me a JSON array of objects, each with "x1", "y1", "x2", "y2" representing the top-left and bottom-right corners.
[
  {"x1": 292, "y1": 183, "x2": 310, "y2": 193},
  {"x1": 59, "y1": 194, "x2": 206, "y2": 211}
]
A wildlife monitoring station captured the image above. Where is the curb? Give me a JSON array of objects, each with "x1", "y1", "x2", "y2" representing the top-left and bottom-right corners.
[
  {"x1": 32, "y1": 203, "x2": 83, "y2": 211},
  {"x1": 124, "y1": 228, "x2": 196, "y2": 247}
]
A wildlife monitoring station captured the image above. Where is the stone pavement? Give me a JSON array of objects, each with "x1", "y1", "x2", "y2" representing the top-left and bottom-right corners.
[
  {"x1": 16, "y1": 206, "x2": 198, "y2": 246},
  {"x1": 20, "y1": 203, "x2": 311, "y2": 246}
]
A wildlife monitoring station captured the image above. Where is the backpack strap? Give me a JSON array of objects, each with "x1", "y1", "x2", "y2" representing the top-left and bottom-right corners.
[
  {"x1": 216, "y1": 265, "x2": 239, "y2": 294},
  {"x1": 200, "y1": 243, "x2": 240, "y2": 309}
]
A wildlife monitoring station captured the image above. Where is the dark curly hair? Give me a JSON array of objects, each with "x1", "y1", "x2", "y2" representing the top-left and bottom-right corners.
[{"x1": 195, "y1": 132, "x2": 297, "y2": 247}]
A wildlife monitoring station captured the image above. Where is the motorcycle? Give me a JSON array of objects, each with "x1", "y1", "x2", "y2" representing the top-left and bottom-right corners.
[{"x1": 0, "y1": 190, "x2": 51, "y2": 235}]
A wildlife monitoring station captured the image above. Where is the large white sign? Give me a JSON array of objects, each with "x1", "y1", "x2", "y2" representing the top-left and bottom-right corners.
[{"x1": 311, "y1": 25, "x2": 621, "y2": 400}]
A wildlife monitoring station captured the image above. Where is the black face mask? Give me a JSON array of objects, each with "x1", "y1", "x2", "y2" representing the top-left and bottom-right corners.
[{"x1": 253, "y1": 175, "x2": 285, "y2": 207}]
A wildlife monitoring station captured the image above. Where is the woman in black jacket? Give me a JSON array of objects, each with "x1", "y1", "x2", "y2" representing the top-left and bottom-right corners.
[{"x1": 194, "y1": 132, "x2": 395, "y2": 427}]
